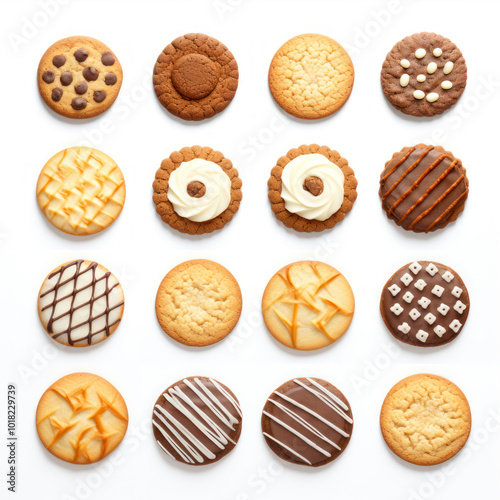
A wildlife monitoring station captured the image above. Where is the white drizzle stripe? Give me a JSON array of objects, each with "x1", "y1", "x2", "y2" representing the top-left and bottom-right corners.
[
  {"x1": 263, "y1": 432, "x2": 312, "y2": 465},
  {"x1": 304, "y1": 377, "x2": 349, "y2": 412},
  {"x1": 156, "y1": 439, "x2": 175, "y2": 459},
  {"x1": 210, "y1": 379, "x2": 243, "y2": 418}
]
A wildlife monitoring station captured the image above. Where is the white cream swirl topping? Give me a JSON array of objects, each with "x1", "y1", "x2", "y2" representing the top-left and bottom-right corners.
[
  {"x1": 167, "y1": 159, "x2": 231, "y2": 222},
  {"x1": 281, "y1": 153, "x2": 345, "y2": 221}
]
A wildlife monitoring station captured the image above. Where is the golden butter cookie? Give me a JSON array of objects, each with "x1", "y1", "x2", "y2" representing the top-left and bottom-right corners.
[
  {"x1": 262, "y1": 261, "x2": 355, "y2": 351},
  {"x1": 153, "y1": 146, "x2": 242, "y2": 235},
  {"x1": 38, "y1": 259, "x2": 125, "y2": 347},
  {"x1": 36, "y1": 146, "x2": 126, "y2": 236},
  {"x1": 38, "y1": 36, "x2": 122, "y2": 119},
  {"x1": 36, "y1": 372, "x2": 128, "y2": 464},
  {"x1": 268, "y1": 144, "x2": 357, "y2": 232},
  {"x1": 268, "y1": 34, "x2": 354, "y2": 120},
  {"x1": 155, "y1": 259, "x2": 242, "y2": 346},
  {"x1": 380, "y1": 374, "x2": 471, "y2": 466}
]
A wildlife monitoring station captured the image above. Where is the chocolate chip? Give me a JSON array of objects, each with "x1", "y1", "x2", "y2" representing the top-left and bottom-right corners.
[
  {"x1": 82, "y1": 67, "x2": 99, "y2": 81},
  {"x1": 101, "y1": 52, "x2": 115, "y2": 66},
  {"x1": 303, "y1": 176, "x2": 324, "y2": 196},
  {"x1": 51, "y1": 88, "x2": 63, "y2": 102},
  {"x1": 42, "y1": 71, "x2": 55, "y2": 84},
  {"x1": 104, "y1": 73, "x2": 117, "y2": 86},
  {"x1": 187, "y1": 181, "x2": 206, "y2": 198},
  {"x1": 52, "y1": 55, "x2": 66, "y2": 68},
  {"x1": 93, "y1": 90, "x2": 106, "y2": 103},
  {"x1": 74, "y1": 48, "x2": 88, "y2": 62},
  {"x1": 71, "y1": 97, "x2": 87, "y2": 110},
  {"x1": 60, "y1": 72, "x2": 73, "y2": 86},
  {"x1": 74, "y1": 82, "x2": 88, "y2": 95}
]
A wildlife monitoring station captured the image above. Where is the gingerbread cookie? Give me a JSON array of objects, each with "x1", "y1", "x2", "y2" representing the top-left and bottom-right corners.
[
  {"x1": 153, "y1": 33, "x2": 238, "y2": 121},
  {"x1": 36, "y1": 373, "x2": 128, "y2": 464},
  {"x1": 155, "y1": 260, "x2": 242, "y2": 346},
  {"x1": 262, "y1": 261, "x2": 354, "y2": 351},
  {"x1": 268, "y1": 34, "x2": 354, "y2": 120},
  {"x1": 152, "y1": 376, "x2": 242, "y2": 465},
  {"x1": 380, "y1": 261, "x2": 469, "y2": 347},
  {"x1": 261, "y1": 377, "x2": 353, "y2": 467},
  {"x1": 381, "y1": 33, "x2": 467, "y2": 117},
  {"x1": 380, "y1": 374, "x2": 471, "y2": 465},
  {"x1": 38, "y1": 36, "x2": 122, "y2": 119},
  {"x1": 38, "y1": 260, "x2": 125, "y2": 347},
  {"x1": 153, "y1": 146, "x2": 242, "y2": 235},
  {"x1": 268, "y1": 144, "x2": 357, "y2": 232},
  {"x1": 36, "y1": 146, "x2": 126, "y2": 236},
  {"x1": 379, "y1": 144, "x2": 468, "y2": 233}
]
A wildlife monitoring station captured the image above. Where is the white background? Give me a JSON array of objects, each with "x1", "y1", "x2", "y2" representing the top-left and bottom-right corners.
[{"x1": 1, "y1": 0, "x2": 499, "y2": 499}]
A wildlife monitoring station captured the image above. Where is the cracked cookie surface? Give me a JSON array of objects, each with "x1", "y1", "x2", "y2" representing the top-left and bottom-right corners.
[{"x1": 380, "y1": 374, "x2": 471, "y2": 465}]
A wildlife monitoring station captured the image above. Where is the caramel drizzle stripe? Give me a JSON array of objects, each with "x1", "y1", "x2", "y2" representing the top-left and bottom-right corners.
[
  {"x1": 408, "y1": 174, "x2": 465, "y2": 231},
  {"x1": 425, "y1": 190, "x2": 468, "y2": 232},
  {"x1": 380, "y1": 147, "x2": 415, "y2": 185}
]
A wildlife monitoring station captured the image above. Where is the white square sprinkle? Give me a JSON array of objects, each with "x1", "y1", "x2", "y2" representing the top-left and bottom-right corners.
[
  {"x1": 409, "y1": 308, "x2": 421, "y2": 321},
  {"x1": 434, "y1": 325, "x2": 446, "y2": 337},
  {"x1": 414, "y1": 279, "x2": 427, "y2": 291},
  {"x1": 437, "y1": 303, "x2": 450, "y2": 316},
  {"x1": 409, "y1": 262, "x2": 422, "y2": 275},
  {"x1": 403, "y1": 292, "x2": 414, "y2": 303},
  {"x1": 388, "y1": 284, "x2": 401, "y2": 296},
  {"x1": 453, "y1": 300, "x2": 467, "y2": 314},
  {"x1": 424, "y1": 313, "x2": 436, "y2": 325},
  {"x1": 398, "y1": 323, "x2": 411, "y2": 334},
  {"x1": 431, "y1": 285, "x2": 444, "y2": 297},
  {"x1": 452, "y1": 286, "x2": 463, "y2": 298},
  {"x1": 425, "y1": 263, "x2": 438, "y2": 276},
  {"x1": 442, "y1": 271, "x2": 454, "y2": 283},
  {"x1": 418, "y1": 297, "x2": 431, "y2": 309},
  {"x1": 390, "y1": 303, "x2": 404, "y2": 316},
  {"x1": 449, "y1": 319, "x2": 462, "y2": 333},
  {"x1": 416, "y1": 330, "x2": 429, "y2": 343},
  {"x1": 401, "y1": 273, "x2": 413, "y2": 286}
]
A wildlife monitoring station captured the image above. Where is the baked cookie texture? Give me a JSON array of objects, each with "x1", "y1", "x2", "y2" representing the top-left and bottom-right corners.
[
  {"x1": 262, "y1": 261, "x2": 354, "y2": 351},
  {"x1": 268, "y1": 144, "x2": 357, "y2": 232},
  {"x1": 38, "y1": 36, "x2": 122, "y2": 119},
  {"x1": 36, "y1": 373, "x2": 128, "y2": 464},
  {"x1": 262, "y1": 377, "x2": 353, "y2": 467},
  {"x1": 155, "y1": 259, "x2": 242, "y2": 347},
  {"x1": 268, "y1": 34, "x2": 354, "y2": 120},
  {"x1": 38, "y1": 260, "x2": 125, "y2": 347},
  {"x1": 152, "y1": 376, "x2": 242, "y2": 465},
  {"x1": 153, "y1": 33, "x2": 238, "y2": 121},
  {"x1": 379, "y1": 144, "x2": 468, "y2": 233},
  {"x1": 380, "y1": 374, "x2": 471, "y2": 466},
  {"x1": 380, "y1": 261, "x2": 469, "y2": 347},
  {"x1": 381, "y1": 32, "x2": 467, "y2": 117},
  {"x1": 36, "y1": 146, "x2": 126, "y2": 236},
  {"x1": 153, "y1": 146, "x2": 242, "y2": 235}
]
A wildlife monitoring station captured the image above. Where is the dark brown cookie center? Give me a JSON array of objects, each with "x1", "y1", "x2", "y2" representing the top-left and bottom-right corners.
[
  {"x1": 303, "y1": 176, "x2": 324, "y2": 196},
  {"x1": 187, "y1": 181, "x2": 206, "y2": 198},
  {"x1": 171, "y1": 54, "x2": 220, "y2": 100}
]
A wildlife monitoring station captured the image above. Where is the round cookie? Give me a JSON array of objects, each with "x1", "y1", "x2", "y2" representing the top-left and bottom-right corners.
[
  {"x1": 380, "y1": 374, "x2": 471, "y2": 465},
  {"x1": 152, "y1": 376, "x2": 242, "y2": 465},
  {"x1": 380, "y1": 261, "x2": 469, "y2": 347},
  {"x1": 153, "y1": 33, "x2": 238, "y2": 121},
  {"x1": 36, "y1": 372, "x2": 128, "y2": 464},
  {"x1": 379, "y1": 144, "x2": 468, "y2": 233},
  {"x1": 268, "y1": 144, "x2": 357, "y2": 232},
  {"x1": 37, "y1": 36, "x2": 122, "y2": 119},
  {"x1": 36, "y1": 146, "x2": 126, "y2": 236},
  {"x1": 268, "y1": 34, "x2": 354, "y2": 120},
  {"x1": 153, "y1": 146, "x2": 242, "y2": 235},
  {"x1": 155, "y1": 259, "x2": 242, "y2": 346},
  {"x1": 38, "y1": 259, "x2": 125, "y2": 347},
  {"x1": 381, "y1": 32, "x2": 467, "y2": 117},
  {"x1": 261, "y1": 377, "x2": 353, "y2": 467},
  {"x1": 262, "y1": 261, "x2": 354, "y2": 351}
]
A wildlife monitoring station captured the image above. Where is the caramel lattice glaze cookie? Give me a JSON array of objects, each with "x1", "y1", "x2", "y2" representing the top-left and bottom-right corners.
[
  {"x1": 379, "y1": 144, "x2": 468, "y2": 233},
  {"x1": 37, "y1": 147, "x2": 126, "y2": 236},
  {"x1": 37, "y1": 36, "x2": 122, "y2": 119},
  {"x1": 152, "y1": 376, "x2": 242, "y2": 465},
  {"x1": 153, "y1": 146, "x2": 242, "y2": 235},
  {"x1": 153, "y1": 33, "x2": 238, "y2": 121},
  {"x1": 268, "y1": 34, "x2": 354, "y2": 120},
  {"x1": 262, "y1": 261, "x2": 354, "y2": 351},
  {"x1": 36, "y1": 373, "x2": 128, "y2": 464},
  {"x1": 155, "y1": 260, "x2": 242, "y2": 347},
  {"x1": 380, "y1": 374, "x2": 471, "y2": 465},
  {"x1": 268, "y1": 145, "x2": 357, "y2": 232},
  {"x1": 262, "y1": 377, "x2": 353, "y2": 467},
  {"x1": 380, "y1": 261, "x2": 469, "y2": 347},
  {"x1": 38, "y1": 260, "x2": 125, "y2": 347},
  {"x1": 381, "y1": 33, "x2": 466, "y2": 117}
]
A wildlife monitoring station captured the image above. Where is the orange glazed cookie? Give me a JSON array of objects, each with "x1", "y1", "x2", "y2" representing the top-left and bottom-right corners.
[{"x1": 36, "y1": 373, "x2": 128, "y2": 464}]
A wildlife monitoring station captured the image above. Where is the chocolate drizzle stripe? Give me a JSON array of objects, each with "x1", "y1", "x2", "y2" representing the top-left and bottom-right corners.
[{"x1": 426, "y1": 190, "x2": 468, "y2": 232}]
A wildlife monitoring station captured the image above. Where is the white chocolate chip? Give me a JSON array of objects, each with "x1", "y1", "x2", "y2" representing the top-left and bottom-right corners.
[
  {"x1": 433, "y1": 48, "x2": 443, "y2": 57},
  {"x1": 400, "y1": 59, "x2": 410, "y2": 69},
  {"x1": 444, "y1": 61, "x2": 454, "y2": 75},
  {"x1": 400, "y1": 74, "x2": 410, "y2": 87},
  {"x1": 426, "y1": 92, "x2": 439, "y2": 103},
  {"x1": 413, "y1": 90, "x2": 425, "y2": 100},
  {"x1": 417, "y1": 74, "x2": 426, "y2": 83},
  {"x1": 441, "y1": 80, "x2": 453, "y2": 90},
  {"x1": 415, "y1": 48, "x2": 426, "y2": 59},
  {"x1": 427, "y1": 62, "x2": 438, "y2": 74}
]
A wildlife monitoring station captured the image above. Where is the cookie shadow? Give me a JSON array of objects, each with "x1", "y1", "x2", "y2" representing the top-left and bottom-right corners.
[
  {"x1": 156, "y1": 324, "x2": 224, "y2": 353},
  {"x1": 379, "y1": 212, "x2": 457, "y2": 241}
]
